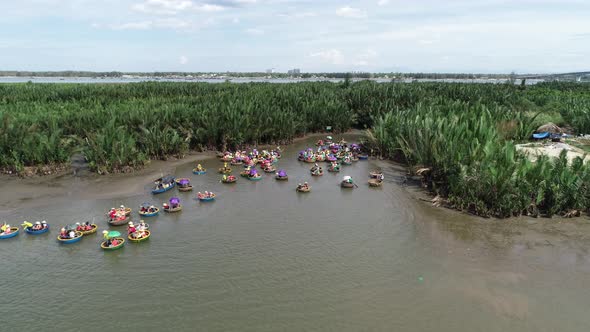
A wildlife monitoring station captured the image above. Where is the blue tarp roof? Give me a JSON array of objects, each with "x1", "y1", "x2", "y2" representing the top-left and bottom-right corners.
[{"x1": 532, "y1": 132, "x2": 550, "y2": 139}]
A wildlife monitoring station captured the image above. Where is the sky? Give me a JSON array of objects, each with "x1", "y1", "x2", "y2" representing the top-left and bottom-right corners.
[{"x1": 0, "y1": 0, "x2": 589, "y2": 73}]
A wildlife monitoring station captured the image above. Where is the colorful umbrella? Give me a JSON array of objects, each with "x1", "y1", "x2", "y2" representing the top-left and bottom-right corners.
[
  {"x1": 169, "y1": 197, "x2": 180, "y2": 205},
  {"x1": 179, "y1": 179, "x2": 190, "y2": 185},
  {"x1": 107, "y1": 231, "x2": 121, "y2": 237}
]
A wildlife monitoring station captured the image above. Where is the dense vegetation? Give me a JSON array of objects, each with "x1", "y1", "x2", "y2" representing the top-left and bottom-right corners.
[
  {"x1": 0, "y1": 82, "x2": 351, "y2": 173},
  {"x1": 366, "y1": 81, "x2": 590, "y2": 218},
  {"x1": 0, "y1": 81, "x2": 589, "y2": 217}
]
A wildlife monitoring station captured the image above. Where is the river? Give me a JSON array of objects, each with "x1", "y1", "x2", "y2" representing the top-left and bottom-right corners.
[{"x1": 1, "y1": 134, "x2": 589, "y2": 332}]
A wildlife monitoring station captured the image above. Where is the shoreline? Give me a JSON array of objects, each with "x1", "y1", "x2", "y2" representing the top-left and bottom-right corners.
[
  {"x1": 1, "y1": 131, "x2": 335, "y2": 178},
  {"x1": 0, "y1": 132, "x2": 337, "y2": 214},
  {"x1": 0, "y1": 151, "x2": 214, "y2": 214}
]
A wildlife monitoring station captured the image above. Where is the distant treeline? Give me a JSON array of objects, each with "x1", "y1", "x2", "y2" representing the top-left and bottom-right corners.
[{"x1": 0, "y1": 71, "x2": 516, "y2": 80}]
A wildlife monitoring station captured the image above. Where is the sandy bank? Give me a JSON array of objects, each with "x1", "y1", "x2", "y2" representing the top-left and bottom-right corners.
[
  {"x1": 516, "y1": 141, "x2": 590, "y2": 163},
  {"x1": 0, "y1": 151, "x2": 216, "y2": 214}
]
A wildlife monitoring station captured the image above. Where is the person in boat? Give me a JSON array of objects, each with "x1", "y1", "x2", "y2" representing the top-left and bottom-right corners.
[
  {"x1": 68, "y1": 230, "x2": 76, "y2": 239},
  {"x1": 110, "y1": 237, "x2": 119, "y2": 247},
  {"x1": 163, "y1": 203, "x2": 170, "y2": 210},
  {"x1": 75, "y1": 222, "x2": 83, "y2": 231},
  {"x1": 1, "y1": 224, "x2": 11, "y2": 235},
  {"x1": 197, "y1": 191, "x2": 202, "y2": 199},
  {"x1": 0, "y1": 223, "x2": 7, "y2": 233},
  {"x1": 138, "y1": 220, "x2": 147, "y2": 231},
  {"x1": 138, "y1": 224, "x2": 146, "y2": 238},
  {"x1": 42, "y1": 220, "x2": 48, "y2": 230},
  {"x1": 228, "y1": 175, "x2": 236, "y2": 181},
  {"x1": 378, "y1": 173, "x2": 384, "y2": 182},
  {"x1": 102, "y1": 230, "x2": 111, "y2": 246},
  {"x1": 196, "y1": 163, "x2": 203, "y2": 171},
  {"x1": 109, "y1": 208, "x2": 117, "y2": 220},
  {"x1": 118, "y1": 205, "x2": 126, "y2": 213},
  {"x1": 222, "y1": 174, "x2": 227, "y2": 181},
  {"x1": 32, "y1": 221, "x2": 41, "y2": 230},
  {"x1": 59, "y1": 228, "x2": 67, "y2": 238},
  {"x1": 128, "y1": 222, "x2": 136, "y2": 236},
  {"x1": 115, "y1": 214, "x2": 125, "y2": 222},
  {"x1": 149, "y1": 205, "x2": 156, "y2": 213}
]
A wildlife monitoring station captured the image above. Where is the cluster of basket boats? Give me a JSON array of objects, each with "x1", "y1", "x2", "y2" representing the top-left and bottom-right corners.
[
  {"x1": 0, "y1": 213, "x2": 150, "y2": 250},
  {"x1": 208, "y1": 138, "x2": 383, "y2": 192},
  {"x1": 0, "y1": 137, "x2": 384, "y2": 249}
]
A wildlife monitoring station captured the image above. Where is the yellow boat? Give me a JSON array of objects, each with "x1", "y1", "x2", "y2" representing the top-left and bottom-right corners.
[
  {"x1": 79, "y1": 224, "x2": 98, "y2": 236},
  {"x1": 128, "y1": 230, "x2": 151, "y2": 243},
  {"x1": 163, "y1": 205, "x2": 182, "y2": 213}
]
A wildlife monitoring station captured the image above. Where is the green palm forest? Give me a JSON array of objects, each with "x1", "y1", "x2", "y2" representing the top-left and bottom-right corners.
[{"x1": 0, "y1": 81, "x2": 589, "y2": 217}]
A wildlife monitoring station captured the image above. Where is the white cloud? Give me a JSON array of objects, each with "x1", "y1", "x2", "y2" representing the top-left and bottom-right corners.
[
  {"x1": 377, "y1": 0, "x2": 389, "y2": 5},
  {"x1": 132, "y1": 0, "x2": 224, "y2": 15},
  {"x1": 308, "y1": 49, "x2": 345, "y2": 65},
  {"x1": 179, "y1": 55, "x2": 188, "y2": 64},
  {"x1": 232, "y1": 17, "x2": 240, "y2": 24},
  {"x1": 278, "y1": 11, "x2": 317, "y2": 19},
  {"x1": 195, "y1": 3, "x2": 225, "y2": 12},
  {"x1": 111, "y1": 21, "x2": 153, "y2": 30},
  {"x1": 336, "y1": 6, "x2": 367, "y2": 19},
  {"x1": 244, "y1": 28, "x2": 264, "y2": 35},
  {"x1": 108, "y1": 18, "x2": 194, "y2": 30}
]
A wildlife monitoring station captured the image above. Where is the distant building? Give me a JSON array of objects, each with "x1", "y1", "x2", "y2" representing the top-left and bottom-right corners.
[
  {"x1": 265, "y1": 68, "x2": 274, "y2": 74},
  {"x1": 288, "y1": 68, "x2": 301, "y2": 75}
]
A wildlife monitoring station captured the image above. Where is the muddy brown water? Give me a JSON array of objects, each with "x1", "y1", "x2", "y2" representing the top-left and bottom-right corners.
[{"x1": 1, "y1": 134, "x2": 590, "y2": 332}]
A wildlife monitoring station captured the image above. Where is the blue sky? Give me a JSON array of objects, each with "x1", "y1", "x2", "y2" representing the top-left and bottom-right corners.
[{"x1": 0, "y1": 0, "x2": 589, "y2": 73}]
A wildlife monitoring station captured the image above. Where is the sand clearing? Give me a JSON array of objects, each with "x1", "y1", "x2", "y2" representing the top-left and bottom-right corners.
[{"x1": 516, "y1": 141, "x2": 590, "y2": 163}]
